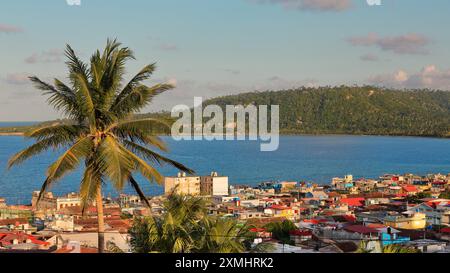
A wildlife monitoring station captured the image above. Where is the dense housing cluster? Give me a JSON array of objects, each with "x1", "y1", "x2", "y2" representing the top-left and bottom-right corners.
[{"x1": 1, "y1": 172, "x2": 449, "y2": 253}]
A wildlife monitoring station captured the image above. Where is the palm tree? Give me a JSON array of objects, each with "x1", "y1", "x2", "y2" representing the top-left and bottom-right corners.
[
  {"x1": 199, "y1": 218, "x2": 247, "y2": 253},
  {"x1": 381, "y1": 244, "x2": 420, "y2": 253},
  {"x1": 264, "y1": 220, "x2": 297, "y2": 245},
  {"x1": 129, "y1": 194, "x2": 264, "y2": 253},
  {"x1": 356, "y1": 241, "x2": 420, "y2": 253},
  {"x1": 129, "y1": 194, "x2": 208, "y2": 253},
  {"x1": 8, "y1": 39, "x2": 193, "y2": 253}
]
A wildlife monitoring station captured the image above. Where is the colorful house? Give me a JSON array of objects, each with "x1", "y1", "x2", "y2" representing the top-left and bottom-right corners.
[
  {"x1": 384, "y1": 212, "x2": 427, "y2": 230},
  {"x1": 264, "y1": 205, "x2": 295, "y2": 220}
]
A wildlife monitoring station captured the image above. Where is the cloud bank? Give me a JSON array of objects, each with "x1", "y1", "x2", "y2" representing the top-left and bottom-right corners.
[
  {"x1": 25, "y1": 49, "x2": 64, "y2": 64},
  {"x1": 368, "y1": 65, "x2": 450, "y2": 90},
  {"x1": 248, "y1": 0, "x2": 352, "y2": 12},
  {"x1": 0, "y1": 24, "x2": 23, "y2": 33},
  {"x1": 348, "y1": 33, "x2": 431, "y2": 55}
]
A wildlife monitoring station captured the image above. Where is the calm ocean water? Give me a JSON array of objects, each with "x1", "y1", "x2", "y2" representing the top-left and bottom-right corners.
[
  {"x1": 0, "y1": 135, "x2": 449, "y2": 204},
  {"x1": 0, "y1": 122, "x2": 38, "y2": 127}
]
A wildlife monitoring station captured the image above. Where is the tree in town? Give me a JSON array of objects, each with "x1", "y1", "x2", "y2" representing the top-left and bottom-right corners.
[{"x1": 8, "y1": 39, "x2": 193, "y2": 253}]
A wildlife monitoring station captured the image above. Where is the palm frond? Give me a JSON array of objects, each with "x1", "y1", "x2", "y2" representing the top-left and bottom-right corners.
[
  {"x1": 122, "y1": 140, "x2": 194, "y2": 174},
  {"x1": 129, "y1": 175, "x2": 151, "y2": 208},
  {"x1": 79, "y1": 162, "x2": 102, "y2": 212},
  {"x1": 108, "y1": 117, "x2": 172, "y2": 136},
  {"x1": 37, "y1": 136, "x2": 94, "y2": 202},
  {"x1": 111, "y1": 83, "x2": 174, "y2": 118},
  {"x1": 65, "y1": 45, "x2": 96, "y2": 126},
  {"x1": 8, "y1": 135, "x2": 73, "y2": 169},
  {"x1": 97, "y1": 135, "x2": 134, "y2": 190},
  {"x1": 113, "y1": 127, "x2": 167, "y2": 151},
  {"x1": 45, "y1": 136, "x2": 94, "y2": 182},
  {"x1": 112, "y1": 64, "x2": 156, "y2": 107},
  {"x1": 25, "y1": 123, "x2": 86, "y2": 141},
  {"x1": 29, "y1": 76, "x2": 80, "y2": 119},
  {"x1": 119, "y1": 145, "x2": 164, "y2": 184}
]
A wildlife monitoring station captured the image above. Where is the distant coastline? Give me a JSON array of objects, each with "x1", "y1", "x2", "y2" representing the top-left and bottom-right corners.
[
  {"x1": 0, "y1": 132, "x2": 24, "y2": 136},
  {"x1": 0, "y1": 131, "x2": 448, "y2": 140}
]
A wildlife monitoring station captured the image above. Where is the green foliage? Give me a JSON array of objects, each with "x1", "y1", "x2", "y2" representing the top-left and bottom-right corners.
[
  {"x1": 129, "y1": 194, "x2": 259, "y2": 253},
  {"x1": 203, "y1": 86, "x2": 450, "y2": 137},
  {"x1": 439, "y1": 191, "x2": 450, "y2": 199},
  {"x1": 356, "y1": 242, "x2": 420, "y2": 253},
  {"x1": 8, "y1": 39, "x2": 193, "y2": 210},
  {"x1": 382, "y1": 244, "x2": 420, "y2": 254},
  {"x1": 264, "y1": 220, "x2": 297, "y2": 245},
  {"x1": 405, "y1": 191, "x2": 432, "y2": 204},
  {"x1": 5, "y1": 86, "x2": 449, "y2": 137}
]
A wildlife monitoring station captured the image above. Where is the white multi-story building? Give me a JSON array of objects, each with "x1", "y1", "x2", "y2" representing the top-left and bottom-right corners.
[
  {"x1": 164, "y1": 173, "x2": 201, "y2": 196},
  {"x1": 200, "y1": 172, "x2": 229, "y2": 196}
]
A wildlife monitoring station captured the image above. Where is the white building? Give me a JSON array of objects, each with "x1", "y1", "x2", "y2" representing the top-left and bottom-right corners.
[
  {"x1": 200, "y1": 172, "x2": 229, "y2": 196},
  {"x1": 164, "y1": 173, "x2": 201, "y2": 196}
]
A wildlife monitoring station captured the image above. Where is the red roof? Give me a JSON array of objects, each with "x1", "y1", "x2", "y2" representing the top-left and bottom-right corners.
[
  {"x1": 366, "y1": 223, "x2": 386, "y2": 229},
  {"x1": 54, "y1": 246, "x2": 98, "y2": 253},
  {"x1": 402, "y1": 185, "x2": 418, "y2": 192},
  {"x1": 328, "y1": 192, "x2": 341, "y2": 198},
  {"x1": 302, "y1": 219, "x2": 328, "y2": 225},
  {"x1": 342, "y1": 215, "x2": 356, "y2": 223},
  {"x1": 0, "y1": 218, "x2": 28, "y2": 226},
  {"x1": 395, "y1": 193, "x2": 408, "y2": 197},
  {"x1": 289, "y1": 230, "x2": 313, "y2": 236},
  {"x1": 0, "y1": 232, "x2": 49, "y2": 246},
  {"x1": 340, "y1": 198, "x2": 365, "y2": 207},
  {"x1": 269, "y1": 205, "x2": 291, "y2": 210},
  {"x1": 441, "y1": 227, "x2": 450, "y2": 234},
  {"x1": 249, "y1": 228, "x2": 267, "y2": 233},
  {"x1": 344, "y1": 225, "x2": 378, "y2": 234}
]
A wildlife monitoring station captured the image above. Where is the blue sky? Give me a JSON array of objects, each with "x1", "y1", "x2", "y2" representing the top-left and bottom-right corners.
[{"x1": 1, "y1": 0, "x2": 450, "y2": 121}]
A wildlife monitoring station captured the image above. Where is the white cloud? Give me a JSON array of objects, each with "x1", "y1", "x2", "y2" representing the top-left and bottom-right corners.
[
  {"x1": 348, "y1": 33, "x2": 430, "y2": 55},
  {"x1": 360, "y1": 53, "x2": 379, "y2": 62},
  {"x1": 155, "y1": 43, "x2": 179, "y2": 51},
  {"x1": 0, "y1": 24, "x2": 23, "y2": 33},
  {"x1": 25, "y1": 49, "x2": 64, "y2": 64},
  {"x1": 3, "y1": 73, "x2": 30, "y2": 85},
  {"x1": 248, "y1": 0, "x2": 352, "y2": 12},
  {"x1": 368, "y1": 65, "x2": 450, "y2": 90}
]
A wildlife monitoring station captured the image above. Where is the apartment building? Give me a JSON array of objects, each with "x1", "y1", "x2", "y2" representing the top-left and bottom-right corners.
[
  {"x1": 200, "y1": 172, "x2": 229, "y2": 196},
  {"x1": 164, "y1": 173, "x2": 201, "y2": 196}
]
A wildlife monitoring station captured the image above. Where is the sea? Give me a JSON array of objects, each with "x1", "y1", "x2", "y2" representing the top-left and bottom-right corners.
[{"x1": 0, "y1": 134, "x2": 449, "y2": 204}]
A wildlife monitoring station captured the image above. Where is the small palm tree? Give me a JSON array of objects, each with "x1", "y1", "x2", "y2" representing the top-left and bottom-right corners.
[
  {"x1": 129, "y1": 194, "x2": 208, "y2": 253},
  {"x1": 8, "y1": 39, "x2": 193, "y2": 253},
  {"x1": 382, "y1": 244, "x2": 420, "y2": 253},
  {"x1": 356, "y1": 241, "x2": 420, "y2": 253},
  {"x1": 199, "y1": 218, "x2": 247, "y2": 253},
  {"x1": 264, "y1": 220, "x2": 297, "y2": 245},
  {"x1": 355, "y1": 241, "x2": 373, "y2": 253},
  {"x1": 129, "y1": 194, "x2": 259, "y2": 253}
]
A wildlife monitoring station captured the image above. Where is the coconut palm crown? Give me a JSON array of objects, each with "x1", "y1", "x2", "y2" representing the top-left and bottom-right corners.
[{"x1": 8, "y1": 39, "x2": 193, "y2": 252}]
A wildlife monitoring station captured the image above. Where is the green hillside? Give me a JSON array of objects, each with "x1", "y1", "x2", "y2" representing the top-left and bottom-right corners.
[
  {"x1": 201, "y1": 86, "x2": 450, "y2": 137},
  {"x1": 2, "y1": 86, "x2": 450, "y2": 137}
]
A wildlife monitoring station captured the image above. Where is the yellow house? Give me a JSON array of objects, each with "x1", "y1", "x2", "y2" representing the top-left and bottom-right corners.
[
  {"x1": 279, "y1": 182, "x2": 297, "y2": 193},
  {"x1": 384, "y1": 212, "x2": 426, "y2": 230},
  {"x1": 264, "y1": 205, "x2": 295, "y2": 220},
  {"x1": 164, "y1": 173, "x2": 201, "y2": 196}
]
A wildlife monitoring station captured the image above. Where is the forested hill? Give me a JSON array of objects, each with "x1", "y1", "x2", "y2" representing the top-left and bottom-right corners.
[
  {"x1": 2, "y1": 86, "x2": 450, "y2": 138},
  {"x1": 201, "y1": 86, "x2": 450, "y2": 137}
]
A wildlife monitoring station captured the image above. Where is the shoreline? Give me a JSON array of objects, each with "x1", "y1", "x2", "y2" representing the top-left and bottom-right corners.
[
  {"x1": 0, "y1": 132, "x2": 24, "y2": 136},
  {"x1": 0, "y1": 132, "x2": 447, "y2": 139}
]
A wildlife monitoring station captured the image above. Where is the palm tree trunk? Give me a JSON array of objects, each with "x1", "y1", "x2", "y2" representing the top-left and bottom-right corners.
[{"x1": 96, "y1": 184, "x2": 106, "y2": 253}]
